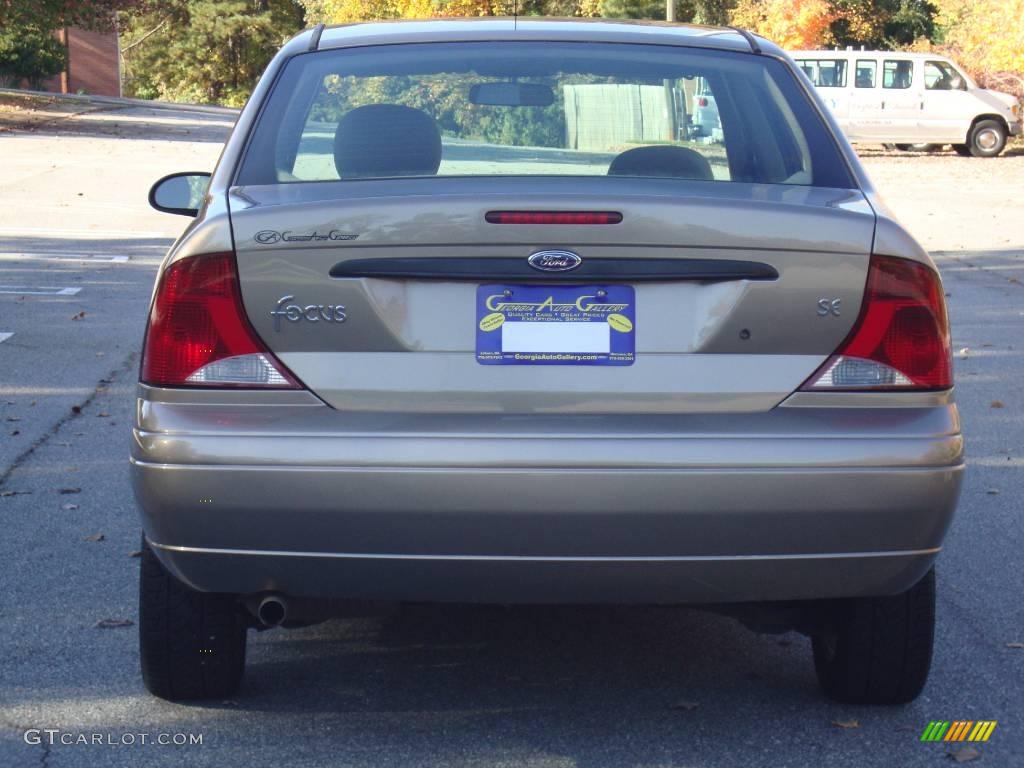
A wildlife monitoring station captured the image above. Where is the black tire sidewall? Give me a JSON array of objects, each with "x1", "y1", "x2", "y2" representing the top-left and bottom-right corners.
[
  {"x1": 138, "y1": 539, "x2": 248, "y2": 701},
  {"x1": 812, "y1": 567, "x2": 936, "y2": 705},
  {"x1": 969, "y1": 120, "x2": 1007, "y2": 157}
]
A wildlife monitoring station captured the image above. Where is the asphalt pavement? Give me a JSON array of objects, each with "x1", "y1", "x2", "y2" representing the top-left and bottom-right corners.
[{"x1": 0, "y1": 103, "x2": 1022, "y2": 768}]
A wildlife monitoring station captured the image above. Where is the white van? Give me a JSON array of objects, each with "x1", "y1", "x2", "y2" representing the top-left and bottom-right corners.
[{"x1": 791, "y1": 50, "x2": 1022, "y2": 157}]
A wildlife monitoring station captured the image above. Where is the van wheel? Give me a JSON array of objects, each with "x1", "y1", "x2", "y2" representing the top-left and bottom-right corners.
[
  {"x1": 811, "y1": 567, "x2": 935, "y2": 704},
  {"x1": 139, "y1": 538, "x2": 248, "y2": 701},
  {"x1": 967, "y1": 119, "x2": 1007, "y2": 157},
  {"x1": 953, "y1": 144, "x2": 972, "y2": 157}
]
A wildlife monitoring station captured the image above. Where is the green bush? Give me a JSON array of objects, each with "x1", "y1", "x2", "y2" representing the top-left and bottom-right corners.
[{"x1": 0, "y1": 24, "x2": 66, "y2": 89}]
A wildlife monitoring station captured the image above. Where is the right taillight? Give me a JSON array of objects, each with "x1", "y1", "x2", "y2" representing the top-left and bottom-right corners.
[{"x1": 801, "y1": 254, "x2": 952, "y2": 391}]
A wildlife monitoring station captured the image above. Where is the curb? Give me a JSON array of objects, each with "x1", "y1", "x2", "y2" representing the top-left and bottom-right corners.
[{"x1": 0, "y1": 87, "x2": 240, "y2": 118}]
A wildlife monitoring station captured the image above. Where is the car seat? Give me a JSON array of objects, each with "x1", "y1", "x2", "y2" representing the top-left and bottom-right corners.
[
  {"x1": 608, "y1": 145, "x2": 714, "y2": 181},
  {"x1": 334, "y1": 104, "x2": 442, "y2": 178}
]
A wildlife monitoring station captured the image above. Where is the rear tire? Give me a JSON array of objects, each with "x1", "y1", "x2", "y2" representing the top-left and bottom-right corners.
[
  {"x1": 139, "y1": 538, "x2": 247, "y2": 701},
  {"x1": 811, "y1": 567, "x2": 935, "y2": 705},
  {"x1": 966, "y1": 119, "x2": 1007, "y2": 157}
]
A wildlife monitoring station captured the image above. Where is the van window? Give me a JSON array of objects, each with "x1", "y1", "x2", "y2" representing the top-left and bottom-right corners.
[
  {"x1": 237, "y1": 42, "x2": 857, "y2": 189},
  {"x1": 924, "y1": 61, "x2": 967, "y2": 91},
  {"x1": 883, "y1": 60, "x2": 913, "y2": 89},
  {"x1": 797, "y1": 59, "x2": 848, "y2": 88},
  {"x1": 855, "y1": 60, "x2": 876, "y2": 88}
]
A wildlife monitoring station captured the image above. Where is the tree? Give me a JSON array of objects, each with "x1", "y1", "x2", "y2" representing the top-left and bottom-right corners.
[
  {"x1": 691, "y1": 0, "x2": 732, "y2": 24},
  {"x1": 120, "y1": 0, "x2": 305, "y2": 106},
  {"x1": 828, "y1": 0, "x2": 936, "y2": 49},
  {"x1": 0, "y1": 0, "x2": 145, "y2": 30},
  {"x1": 0, "y1": 0, "x2": 145, "y2": 87},
  {"x1": 300, "y1": 0, "x2": 599, "y2": 22},
  {"x1": 730, "y1": 0, "x2": 836, "y2": 48},
  {"x1": 934, "y1": 0, "x2": 1024, "y2": 75},
  {"x1": 0, "y1": 24, "x2": 66, "y2": 88},
  {"x1": 598, "y1": 0, "x2": 663, "y2": 19},
  {"x1": 933, "y1": 0, "x2": 1024, "y2": 98}
]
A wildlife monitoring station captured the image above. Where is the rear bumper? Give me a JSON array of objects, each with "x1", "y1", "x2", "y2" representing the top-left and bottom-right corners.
[{"x1": 132, "y1": 388, "x2": 963, "y2": 604}]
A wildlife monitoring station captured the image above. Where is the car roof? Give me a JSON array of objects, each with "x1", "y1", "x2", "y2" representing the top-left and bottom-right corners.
[{"x1": 302, "y1": 18, "x2": 776, "y2": 57}]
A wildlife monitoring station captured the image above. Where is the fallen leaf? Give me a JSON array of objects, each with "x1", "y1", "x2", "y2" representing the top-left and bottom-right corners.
[
  {"x1": 990, "y1": 400, "x2": 1005, "y2": 408},
  {"x1": 62, "y1": 503, "x2": 79, "y2": 511},
  {"x1": 84, "y1": 533, "x2": 105, "y2": 542},
  {"x1": 71, "y1": 405, "x2": 82, "y2": 414},
  {"x1": 129, "y1": 550, "x2": 142, "y2": 558},
  {"x1": 986, "y1": 489, "x2": 1000, "y2": 495},
  {"x1": 832, "y1": 719, "x2": 860, "y2": 729},
  {"x1": 96, "y1": 412, "x2": 110, "y2": 418},
  {"x1": 58, "y1": 487, "x2": 81, "y2": 494},
  {"x1": 948, "y1": 747, "x2": 981, "y2": 763},
  {"x1": 5, "y1": 416, "x2": 19, "y2": 422},
  {"x1": 10, "y1": 430, "x2": 19, "y2": 436},
  {"x1": 71, "y1": 311, "x2": 86, "y2": 320},
  {"x1": 96, "y1": 618, "x2": 133, "y2": 629},
  {"x1": 0, "y1": 490, "x2": 31, "y2": 497},
  {"x1": 1006, "y1": 642, "x2": 1024, "y2": 649},
  {"x1": 668, "y1": 700, "x2": 699, "y2": 711}
]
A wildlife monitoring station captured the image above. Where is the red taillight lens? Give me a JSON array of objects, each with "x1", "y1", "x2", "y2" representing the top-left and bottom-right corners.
[
  {"x1": 801, "y1": 254, "x2": 952, "y2": 391},
  {"x1": 485, "y1": 211, "x2": 623, "y2": 225},
  {"x1": 141, "y1": 252, "x2": 300, "y2": 389},
  {"x1": 697, "y1": 97, "x2": 709, "y2": 107}
]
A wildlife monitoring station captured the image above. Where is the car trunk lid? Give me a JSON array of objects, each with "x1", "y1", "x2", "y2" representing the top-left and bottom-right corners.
[{"x1": 230, "y1": 177, "x2": 874, "y2": 413}]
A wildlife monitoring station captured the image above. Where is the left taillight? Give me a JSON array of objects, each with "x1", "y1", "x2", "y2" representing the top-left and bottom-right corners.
[{"x1": 141, "y1": 252, "x2": 301, "y2": 389}]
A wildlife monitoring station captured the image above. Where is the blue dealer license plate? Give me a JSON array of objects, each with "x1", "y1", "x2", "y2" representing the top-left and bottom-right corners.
[{"x1": 476, "y1": 284, "x2": 635, "y2": 366}]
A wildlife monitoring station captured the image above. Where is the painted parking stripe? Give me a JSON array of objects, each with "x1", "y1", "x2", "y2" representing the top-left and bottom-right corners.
[
  {"x1": 0, "y1": 332, "x2": 13, "y2": 343},
  {"x1": 0, "y1": 286, "x2": 82, "y2": 296},
  {"x1": 0, "y1": 252, "x2": 129, "y2": 263},
  {"x1": 0, "y1": 226, "x2": 169, "y2": 238}
]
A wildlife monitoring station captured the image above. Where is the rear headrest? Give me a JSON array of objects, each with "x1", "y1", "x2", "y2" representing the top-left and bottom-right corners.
[
  {"x1": 608, "y1": 146, "x2": 714, "y2": 181},
  {"x1": 333, "y1": 104, "x2": 442, "y2": 179}
]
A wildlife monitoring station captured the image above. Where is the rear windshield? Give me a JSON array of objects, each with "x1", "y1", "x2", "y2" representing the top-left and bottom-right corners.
[{"x1": 237, "y1": 42, "x2": 854, "y2": 189}]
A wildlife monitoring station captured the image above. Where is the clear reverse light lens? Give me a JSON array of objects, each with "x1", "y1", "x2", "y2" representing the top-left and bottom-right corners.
[
  {"x1": 808, "y1": 355, "x2": 913, "y2": 389},
  {"x1": 184, "y1": 353, "x2": 291, "y2": 386}
]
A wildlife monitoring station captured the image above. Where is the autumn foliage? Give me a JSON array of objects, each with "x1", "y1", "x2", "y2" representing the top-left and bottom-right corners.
[
  {"x1": 730, "y1": 0, "x2": 836, "y2": 49},
  {"x1": 933, "y1": 0, "x2": 1024, "y2": 99}
]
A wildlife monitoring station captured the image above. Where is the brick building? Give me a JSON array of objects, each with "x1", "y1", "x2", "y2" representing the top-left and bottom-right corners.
[{"x1": 42, "y1": 27, "x2": 121, "y2": 97}]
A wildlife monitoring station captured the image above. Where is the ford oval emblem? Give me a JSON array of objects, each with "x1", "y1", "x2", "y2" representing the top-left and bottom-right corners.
[{"x1": 528, "y1": 250, "x2": 582, "y2": 272}]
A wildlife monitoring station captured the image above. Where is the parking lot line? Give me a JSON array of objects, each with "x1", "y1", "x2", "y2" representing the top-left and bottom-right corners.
[
  {"x1": 0, "y1": 286, "x2": 82, "y2": 296},
  {"x1": 0, "y1": 252, "x2": 130, "y2": 263},
  {"x1": 0, "y1": 226, "x2": 169, "y2": 238}
]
